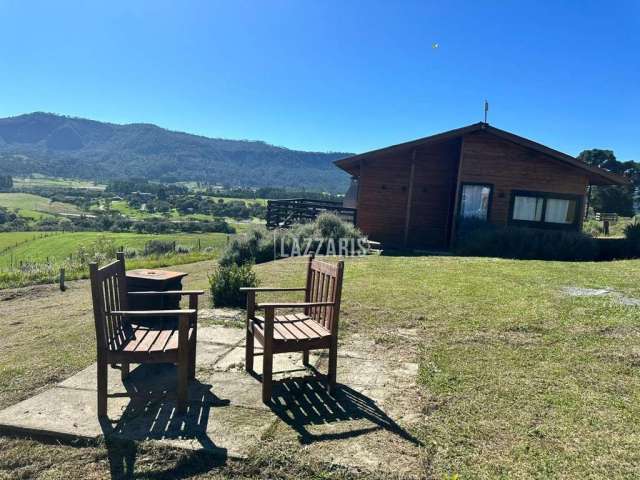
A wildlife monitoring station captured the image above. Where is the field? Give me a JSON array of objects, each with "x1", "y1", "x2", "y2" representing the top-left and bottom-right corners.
[
  {"x1": 0, "y1": 254, "x2": 639, "y2": 478},
  {"x1": 12, "y1": 176, "x2": 105, "y2": 190},
  {"x1": 0, "y1": 231, "x2": 232, "y2": 289},
  {"x1": 0, "y1": 192, "x2": 82, "y2": 219},
  {"x1": 0, "y1": 231, "x2": 230, "y2": 268}
]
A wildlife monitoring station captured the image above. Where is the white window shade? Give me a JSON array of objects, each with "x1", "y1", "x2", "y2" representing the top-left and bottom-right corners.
[
  {"x1": 545, "y1": 198, "x2": 576, "y2": 224},
  {"x1": 460, "y1": 185, "x2": 491, "y2": 220},
  {"x1": 513, "y1": 196, "x2": 544, "y2": 221}
]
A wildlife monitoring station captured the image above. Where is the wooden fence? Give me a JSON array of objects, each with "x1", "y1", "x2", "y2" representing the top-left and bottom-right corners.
[{"x1": 266, "y1": 198, "x2": 357, "y2": 229}]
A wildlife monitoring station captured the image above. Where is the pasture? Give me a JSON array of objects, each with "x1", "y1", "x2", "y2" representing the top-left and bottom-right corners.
[
  {"x1": 0, "y1": 192, "x2": 81, "y2": 219},
  {"x1": 0, "y1": 231, "x2": 231, "y2": 289},
  {"x1": 12, "y1": 176, "x2": 105, "y2": 190},
  {"x1": 0, "y1": 254, "x2": 639, "y2": 478}
]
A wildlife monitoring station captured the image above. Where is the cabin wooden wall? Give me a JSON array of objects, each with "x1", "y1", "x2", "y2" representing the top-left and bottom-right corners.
[
  {"x1": 355, "y1": 140, "x2": 459, "y2": 247},
  {"x1": 407, "y1": 140, "x2": 459, "y2": 247},
  {"x1": 459, "y1": 131, "x2": 589, "y2": 228},
  {"x1": 356, "y1": 154, "x2": 411, "y2": 246}
]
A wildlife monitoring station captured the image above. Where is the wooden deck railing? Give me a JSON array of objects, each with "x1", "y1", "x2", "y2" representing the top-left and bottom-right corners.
[{"x1": 266, "y1": 198, "x2": 357, "y2": 229}]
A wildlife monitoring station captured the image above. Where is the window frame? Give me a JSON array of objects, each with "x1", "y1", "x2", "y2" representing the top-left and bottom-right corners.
[
  {"x1": 508, "y1": 190, "x2": 583, "y2": 230},
  {"x1": 457, "y1": 182, "x2": 494, "y2": 222}
]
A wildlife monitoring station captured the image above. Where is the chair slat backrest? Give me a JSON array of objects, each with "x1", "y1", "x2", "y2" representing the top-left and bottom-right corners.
[
  {"x1": 304, "y1": 255, "x2": 345, "y2": 333},
  {"x1": 89, "y1": 252, "x2": 132, "y2": 353}
]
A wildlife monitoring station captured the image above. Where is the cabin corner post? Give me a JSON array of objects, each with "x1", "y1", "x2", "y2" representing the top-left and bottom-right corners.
[
  {"x1": 448, "y1": 137, "x2": 466, "y2": 247},
  {"x1": 403, "y1": 148, "x2": 417, "y2": 248}
]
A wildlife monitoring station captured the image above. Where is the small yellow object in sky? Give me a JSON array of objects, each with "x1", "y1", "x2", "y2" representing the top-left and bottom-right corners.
[{"x1": 432, "y1": 43, "x2": 439, "y2": 49}]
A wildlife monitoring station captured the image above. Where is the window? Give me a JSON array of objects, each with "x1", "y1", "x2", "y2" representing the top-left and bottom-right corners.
[
  {"x1": 460, "y1": 184, "x2": 492, "y2": 220},
  {"x1": 545, "y1": 198, "x2": 577, "y2": 224},
  {"x1": 510, "y1": 191, "x2": 581, "y2": 228},
  {"x1": 513, "y1": 196, "x2": 544, "y2": 221}
]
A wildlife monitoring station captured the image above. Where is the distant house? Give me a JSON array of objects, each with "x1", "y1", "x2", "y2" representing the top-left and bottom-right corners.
[{"x1": 334, "y1": 123, "x2": 629, "y2": 249}]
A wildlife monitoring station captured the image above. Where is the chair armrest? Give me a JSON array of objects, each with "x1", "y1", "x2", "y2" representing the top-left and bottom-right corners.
[
  {"x1": 109, "y1": 309, "x2": 196, "y2": 317},
  {"x1": 256, "y1": 302, "x2": 334, "y2": 309},
  {"x1": 127, "y1": 290, "x2": 204, "y2": 296},
  {"x1": 239, "y1": 287, "x2": 306, "y2": 292}
]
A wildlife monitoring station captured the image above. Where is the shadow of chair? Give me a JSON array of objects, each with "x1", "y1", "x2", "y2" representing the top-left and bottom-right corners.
[
  {"x1": 99, "y1": 363, "x2": 230, "y2": 479},
  {"x1": 268, "y1": 375, "x2": 422, "y2": 447}
]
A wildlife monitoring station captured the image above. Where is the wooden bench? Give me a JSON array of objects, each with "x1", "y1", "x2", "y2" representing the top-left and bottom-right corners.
[
  {"x1": 89, "y1": 252, "x2": 203, "y2": 417},
  {"x1": 242, "y1": 254, "x2": 345, "y2": 402}
]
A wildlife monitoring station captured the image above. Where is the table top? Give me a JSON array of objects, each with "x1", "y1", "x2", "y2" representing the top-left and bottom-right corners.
[{"x1": 126, "y1": 269, "x2": 188, "y2": 281}]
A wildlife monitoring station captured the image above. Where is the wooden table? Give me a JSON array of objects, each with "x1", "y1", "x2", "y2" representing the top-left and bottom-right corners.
[{"x1": 126, "y1": 269, "x2": 188, "y2": 326}]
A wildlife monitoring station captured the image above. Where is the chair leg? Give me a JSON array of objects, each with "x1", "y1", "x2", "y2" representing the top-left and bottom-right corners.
[
  {"x1": 328, "y1": 344, "x2": 338, "y2": 392},
  {"x1": 262, "y1": 350, "x2": 273, "y2": 403},
  {"x1": 189, "y1": 336, "x2": 197, "y2": 380},
  {"x1": 177, "y1": 360, "x2": 189, "y2": 413},
  {"x1": 121, "y1": 363, "x2": 129, "y2": 382},
  {"x1": 302, "y1": 349, "x2": 310, "y2": 367},
  {"x1": 245, "y1": 330, "x2": 254, "y2": 372},
  {"x1": 97, "y1": 360, "x2": 108, "y2": 417}
]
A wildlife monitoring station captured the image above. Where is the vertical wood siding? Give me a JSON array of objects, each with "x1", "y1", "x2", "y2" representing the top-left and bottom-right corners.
[
  {"x1": 459, "y1": 131, "x2": 589, "y2": 227},
  {"x1": 356, "y1": 140, "x2": 459, "y2": 247}
]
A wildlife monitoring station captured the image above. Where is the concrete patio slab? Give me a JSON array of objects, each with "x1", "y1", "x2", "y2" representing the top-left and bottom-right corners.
[{"x1": 0, "y1": 325, "x2": 424, "y2": 471}]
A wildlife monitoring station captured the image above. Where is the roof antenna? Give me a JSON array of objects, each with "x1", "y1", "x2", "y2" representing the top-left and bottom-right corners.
[{"x1": 484, "y1": 99, "x2": 489, "y2": 124}]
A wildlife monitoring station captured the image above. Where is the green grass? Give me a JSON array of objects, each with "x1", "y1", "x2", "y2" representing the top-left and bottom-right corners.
[
  {"x1": 583, "y1": 215, "x2": 637, "y2": 237},
  {"x1": 12, "y1": 175, "x2": 105, "y2": 190},
  {"x1": 0, "y1": 232, "x2": 49, "y2": 253},
  {"x1": 0, "y1": 192, "x2": 82, "y2": 219},
  {"x1": 253, "y1": 255, "x2": 640, "y2": 477},
  {"x1": 2, "y1": 254, "x2": 640, "y2": 477},
  {"x1": 209, "y1": 195, "x2": 268, "y2": 206},
  {"x1": 0, "y1": 231, "x2": 231, "y2": 268}
]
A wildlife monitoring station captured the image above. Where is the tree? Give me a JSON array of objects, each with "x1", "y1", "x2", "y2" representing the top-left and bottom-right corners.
[
  {"x1": 578, "y1": 149, "x2": 634, "y2": 216},
  {"x1": 0, "y1": 175, "x2": 13, "y2": 192}
]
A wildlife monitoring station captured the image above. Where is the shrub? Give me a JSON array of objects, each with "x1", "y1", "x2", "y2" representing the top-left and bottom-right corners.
[
  {"x1": 596, "y1": 238, "x2": 632, "y2": 260},
  {"x1": 219, "y1": 227, "x2": 274, "y2": 267},
  {"x1": 624, "y1": 222, "x2": 640, "y2": 244},
  {"x1": 123, "y1": 247, "x2": 138, "y2": 258},
  {"x1": 455, "y1": 225, "x2": 599, "y2": 261},
  {"x1": 208, "y1": 263, "x2": 259, "y2": 307},
  {"x1": 219, "y1": 213, "x2": 367, "y2": 267},
  {"x1": 75, "y1": 236, "x2": 119, "y2": 264},
  {"x1": 174, "y1": 244, "x2": 192, "y2": 254},
  {"x1": 143, "y1": 239, "x2": 175, "y2": 256}
]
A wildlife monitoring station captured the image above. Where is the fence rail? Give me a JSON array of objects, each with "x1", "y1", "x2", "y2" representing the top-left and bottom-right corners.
[{"x1": 266, "y1": 198, "x2": 357, "y2": 229}]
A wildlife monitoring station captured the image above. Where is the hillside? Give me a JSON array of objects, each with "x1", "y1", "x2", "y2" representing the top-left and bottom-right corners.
[{"x1": 0, "y1": 113, "x2": 352, "y2": 192}]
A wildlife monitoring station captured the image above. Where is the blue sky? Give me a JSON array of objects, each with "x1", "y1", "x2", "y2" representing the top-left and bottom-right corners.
[{"x1": 0, "y1": 0, "x2": 638, "y2": 159}]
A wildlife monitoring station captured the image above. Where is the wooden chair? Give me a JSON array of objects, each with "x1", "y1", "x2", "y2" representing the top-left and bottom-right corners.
[
  {"x1": 242, "y1": 255, "x2": 345, "y2": 402},
  {"x1": 89, "y1": 252, "x2": 203, "y2": 417}
]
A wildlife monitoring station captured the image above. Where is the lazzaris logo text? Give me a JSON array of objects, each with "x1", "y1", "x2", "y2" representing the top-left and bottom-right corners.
[{"x1": 275, "y1": 236, "x2": 369, "y2": 259}]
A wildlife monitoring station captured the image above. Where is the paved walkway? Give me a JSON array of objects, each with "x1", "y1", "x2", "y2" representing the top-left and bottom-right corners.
[{"x1": 0, "y1": 325, "x2": 423, "y2": 473}]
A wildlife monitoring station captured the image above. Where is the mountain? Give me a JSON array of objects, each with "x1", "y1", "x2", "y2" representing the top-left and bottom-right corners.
[{"x1": 0, "y1": 112, "x2": 352, "y2": 192}]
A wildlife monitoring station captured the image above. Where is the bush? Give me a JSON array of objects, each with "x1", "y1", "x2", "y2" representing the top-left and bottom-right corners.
[
  {"x1": 595, "y1": 238, "x2": 632, "y2": 260},
  {"x1": 624, "y1": 222, "x2": 640, "y2": 244},
  {"x1": 143, "y1": 240, "x2": 175, "y2": 256},
  {"x1": 219, "y1": 227, "x2": 274, "y2": 267},
  {"x1": 219, "y1": 213, "x2": 367, "y2": 267},
  {"x1": 208, "y1": 263, "x2": 259, "y2": 307},
  {"x1": 455, "y1": 225, "x2": 599, "y2": 261},
  {"x1": 174, "y1": 244, "x2": 192, "y2": 254}
]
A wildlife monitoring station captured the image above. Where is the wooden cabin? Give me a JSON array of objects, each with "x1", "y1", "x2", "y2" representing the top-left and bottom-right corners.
[{"x1": 334, "y1": 123, "x2": 629, "y2": 249}]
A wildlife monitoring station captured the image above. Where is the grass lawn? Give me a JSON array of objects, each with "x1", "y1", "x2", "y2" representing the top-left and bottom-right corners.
[
  {"x1": 0, "y1": 254, "x2": 639, "y2": 478},
  {"x1": 0, "y1": 192, "x2": 81, "y2": 219}
]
